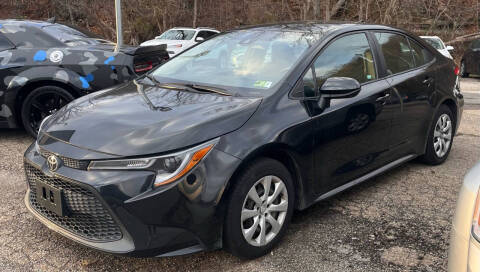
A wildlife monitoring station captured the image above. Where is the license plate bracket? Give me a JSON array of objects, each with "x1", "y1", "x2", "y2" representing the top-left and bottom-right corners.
[{"x1": 36, "y1": 180, "x2": 69, "y2": 217}]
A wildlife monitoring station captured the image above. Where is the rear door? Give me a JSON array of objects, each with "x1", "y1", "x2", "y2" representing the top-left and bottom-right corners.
[
  {"x1": 307, "y1": 32, "x2": 396, "y2": 194},
  {"x1": 373, "y1": 32, "x2": 436, "y2": 156}
]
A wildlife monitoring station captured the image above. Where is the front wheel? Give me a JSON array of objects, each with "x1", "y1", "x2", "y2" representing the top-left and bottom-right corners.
[
  {"x1": 223, "y1": 158, "x2": 295, "y2": 259},
  {"x1": 420, "y1": 105, "x2": 455, "y2": 165},
  {"x1": 21, "y1": 86, "x2": 74, "y2": 137}
]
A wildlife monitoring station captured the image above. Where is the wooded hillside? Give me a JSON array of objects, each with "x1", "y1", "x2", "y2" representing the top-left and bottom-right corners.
[{"x1": 2, "y1": 0, "x2": 480, "y2": 59}]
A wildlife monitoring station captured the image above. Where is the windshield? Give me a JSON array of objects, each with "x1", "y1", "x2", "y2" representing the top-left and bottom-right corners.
[
  {"x1": 423, "y1": 38, "x2": 444, "y2": 49},
  {"x1": 158, "y1": 29, "x2": 196, "y2": 40},
  {"x1": 151, "y1": 30, "x2": 322, "y2": 94},
  {"x1": 42, "y1": 24, "x2": 109, "y2": 46}
]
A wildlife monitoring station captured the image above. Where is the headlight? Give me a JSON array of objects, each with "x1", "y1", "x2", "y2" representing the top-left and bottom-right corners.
[
  {"x1": 472, "y1": 188, "x2": 480, "y2": 241},
  {"x1": 88, "y1": 139, "x2": 217, "y2": 187}
]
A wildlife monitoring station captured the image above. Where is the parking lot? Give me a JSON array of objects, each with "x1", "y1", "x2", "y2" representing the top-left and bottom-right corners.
[{"x1": 0, "y1": 78, "x2": 478, "y2": 272}]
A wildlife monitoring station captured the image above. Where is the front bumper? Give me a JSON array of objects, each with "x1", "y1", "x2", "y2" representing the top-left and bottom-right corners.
[{"x1": 24, "y1": 141, "x2": 241, "y2": 256}]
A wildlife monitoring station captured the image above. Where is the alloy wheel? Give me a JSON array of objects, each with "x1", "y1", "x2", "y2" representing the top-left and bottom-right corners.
[
  {"x1": 241, "y1": 175, "x2": 288, "y2": 247},
  {"x1": 433, "y1": 113, "x2": 452, "y2": 158}
]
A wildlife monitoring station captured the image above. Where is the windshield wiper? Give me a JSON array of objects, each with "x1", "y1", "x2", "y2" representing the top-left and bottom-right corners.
[
  {"x1": 187, "y1": 84, "x2": 232, "y2": 96},
  {"x1": 141, "y1": 76, "x2": 232, "y2": 96}
]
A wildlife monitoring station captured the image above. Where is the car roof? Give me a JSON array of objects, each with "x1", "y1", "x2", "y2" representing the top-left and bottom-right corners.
[
  {"x1": 0, "y1": 19, "x2": 55, "y2": 28},
  {"x1": 170, "y1": 27, "x2": 219, "y2": 32},
  {"x1": 230, "y1": 21, "x2": 403, "y2": 34},
  {"x1": 420, "y1": 36, "x2": 442, "y2": 40}
]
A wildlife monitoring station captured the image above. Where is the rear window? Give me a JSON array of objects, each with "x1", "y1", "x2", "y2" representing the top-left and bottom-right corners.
[
  {"x1": 0, "y1": 24, "x2": 63, "y2": 48},
  {"x1": 423, "y1": 38, "x2": 444, "y2": 49},
  {"x1": 0, "y1": 33, "x2": 13, "y2": 51},
  {"x1": 158, "y1": 29, "x2": 196, "y2": 40}
]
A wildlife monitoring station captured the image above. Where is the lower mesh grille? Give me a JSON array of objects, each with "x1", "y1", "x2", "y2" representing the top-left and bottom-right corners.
[{"x1": 25, "y1": 162, "x2": 122, "y2": 242}]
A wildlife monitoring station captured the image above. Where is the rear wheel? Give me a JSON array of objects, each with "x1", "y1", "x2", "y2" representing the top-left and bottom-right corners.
[
  {"x1": 420, "y1": 105, "x2": 455, "y2": 165},
  {"x1": 223, "y1": 158, "x2": 295, "y2": 259},
  {"x1": 460, "y1": 60, "x2": 469, "y2": 78},
  {"x1": 20, "y1": 86, "x2": 74, "y2": 137}
]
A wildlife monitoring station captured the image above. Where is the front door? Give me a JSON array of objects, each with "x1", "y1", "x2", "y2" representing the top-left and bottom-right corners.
[{"x1": 307, "y1": 32, "x2": 396, "y2": 195}]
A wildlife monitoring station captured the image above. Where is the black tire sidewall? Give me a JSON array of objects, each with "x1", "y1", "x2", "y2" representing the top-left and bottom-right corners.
[
  {"x1": 423, "y1": 105, "x2": 455, "y2": 165},
  {"x1": 223, "y1": 158, "x2": 295, "y2": 259},
  {"x1": 20, "y1": 86, "x2": 74, "y2": 137}
]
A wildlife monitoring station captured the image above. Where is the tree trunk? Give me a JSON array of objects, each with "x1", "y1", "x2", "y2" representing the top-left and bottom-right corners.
[
  {"x1": 325, "y1": 0, "x2": 330, "y2": 21},
  {"x1": 193, "y1": 0, "x2": 198, "y2": 28}
]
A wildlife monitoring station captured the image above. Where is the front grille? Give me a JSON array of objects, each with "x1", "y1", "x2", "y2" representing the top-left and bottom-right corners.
[
  {"x1": 25, "y1": 162, "x2": 122, "y2": 242},
  {"x1": 39, "y1": 148, "x2": 89, "y2": 170}
]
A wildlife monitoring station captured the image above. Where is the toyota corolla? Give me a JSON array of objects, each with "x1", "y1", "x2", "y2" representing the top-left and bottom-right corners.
[{"x1": 24, "y1": 23, "x2": 463, "y2": 259}]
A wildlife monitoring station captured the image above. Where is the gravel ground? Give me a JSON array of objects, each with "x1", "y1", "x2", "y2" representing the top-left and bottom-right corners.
[{"x1": 0, "y1": 78, "x2": 479, "y2": 272}]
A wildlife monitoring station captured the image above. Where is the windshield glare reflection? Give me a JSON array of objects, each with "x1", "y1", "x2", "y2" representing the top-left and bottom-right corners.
[{"x1": 152, "y1": 30, "x2": 323, "y2": 94}]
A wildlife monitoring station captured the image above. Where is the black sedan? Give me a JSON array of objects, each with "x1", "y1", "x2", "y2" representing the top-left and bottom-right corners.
[
  {"x1": 0, "y1": 19, "x2": 169, "y2": 136},
  {"x1": 24, "y1": 23, "x2": 463, "y2": 259}
]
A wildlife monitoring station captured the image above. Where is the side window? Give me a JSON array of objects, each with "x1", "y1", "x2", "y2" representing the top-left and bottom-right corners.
[
  {"x1": 471, "y1": 39, "x2": 480, "y2": 49},
  {"x1": 0, "y1": 34, "x2": 14, "y2": 51},
  {"x1": 313, "y1": 33, "x2": 376, "y2": 87},
  {"x1": 409, "y1": 39, "x2": 433, "y2": 67},
  {"x1": 196, "y1": 31, "x2": 216, "y2": 41},
  {"x1": 292, "y1": 67, "x2": 316, "y2": 98},
  {"x1": 374, "y1": 32, "x2": 414, "y2": 75}
]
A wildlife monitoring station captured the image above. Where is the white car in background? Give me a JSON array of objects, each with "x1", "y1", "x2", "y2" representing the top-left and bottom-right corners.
[
  {"x1": 140, "y1": 27, "x2": 219, "y2": 57},
  {"x1": 448, "y1": 162, "x2": 480, "y2": 271},
  {"x1": 420, "y1": 35, "x2": 454, "y2": 59}
]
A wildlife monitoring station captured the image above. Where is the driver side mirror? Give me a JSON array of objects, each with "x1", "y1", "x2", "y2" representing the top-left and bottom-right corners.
[
  {"x1": 320, "y1": 77, "x2": 361, "y2": 99},
  {"x1": 195, "y1": 36, "x2": 205, "y2": 42},
  {"x1": 446, "y1": 45, "x2": 454, "y2": 51}
]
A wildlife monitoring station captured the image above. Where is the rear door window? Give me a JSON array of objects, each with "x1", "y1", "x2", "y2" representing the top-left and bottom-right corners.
[
  {"x1": 374, "y1": 32, "x2": 415, "y2": 75},
  {"x1": 409, "y1": 39, "x2": 434, "y2": 67},
  {"x1": 313, "y1": 32, "x2": 377, "y2": 87}
]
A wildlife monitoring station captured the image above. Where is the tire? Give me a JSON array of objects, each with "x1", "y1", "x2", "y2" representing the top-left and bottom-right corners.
[
  {"x1": 420, "y1": 105, "x2": 455, "y2": 165},
  {"x1": 460, "y1": 60, "x2": 469, "y2": 78},
  {"x1": 223, "y1": 158, "x2": 295, "y2": 259},
  {"x1": 21, "y1": 86, "x2": 74, "y2": 138}
]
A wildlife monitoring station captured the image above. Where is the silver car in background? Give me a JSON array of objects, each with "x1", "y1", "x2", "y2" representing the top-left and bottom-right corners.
[
  {"x1": 421, "y1": 35, "x2": 454, "y2": 59},
  {"x1": 448, "y1": 162, "x2": 480, "y2": 271}
]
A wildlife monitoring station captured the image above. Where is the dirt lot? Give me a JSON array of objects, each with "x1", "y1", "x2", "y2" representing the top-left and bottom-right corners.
[{"x1": 0, "y1": 79, "x2": 479, "y2": 272}]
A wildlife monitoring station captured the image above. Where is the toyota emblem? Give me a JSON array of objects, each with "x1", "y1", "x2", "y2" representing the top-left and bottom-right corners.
[{"x1": 47, "y1": 155, "x2": 60, "y2": 172}]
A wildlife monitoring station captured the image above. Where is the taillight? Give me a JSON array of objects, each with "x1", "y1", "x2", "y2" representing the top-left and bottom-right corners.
[
  {"x1": 454, "y1": 65, "x2": 460, "y2": 76},
  {"x1": 134, "y1": 61, "x2": 153, "y2": 73}
]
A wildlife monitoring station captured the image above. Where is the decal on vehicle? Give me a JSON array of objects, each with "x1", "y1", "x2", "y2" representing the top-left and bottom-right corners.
[
  {"x1": 49, "y1": 50, "x2": 64, "y2": 63},
  {"x1": 33, "y1": 50, "x2": 47, "y2": 62}
]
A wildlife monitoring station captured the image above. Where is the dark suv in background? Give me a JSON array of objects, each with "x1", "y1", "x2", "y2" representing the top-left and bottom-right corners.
[
  {"x1": 24, "y1": 23, "x2": 463, "y2": 259},
  {"x1": 0, "y1": 19, "x2": 169, "y2": 136},
  {"x1": 460, "y1": 38, "x2": 480, "y2": 77}
]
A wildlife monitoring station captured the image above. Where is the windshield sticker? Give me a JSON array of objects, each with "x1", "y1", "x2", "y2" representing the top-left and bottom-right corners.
[{"x1": 254, "y1": 80, "x2": 272, "y2": 88}]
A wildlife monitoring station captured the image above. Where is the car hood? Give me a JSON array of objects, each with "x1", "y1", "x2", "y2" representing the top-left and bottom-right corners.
[
  {"x1": 140, "y1": 39, "x2": 190, "y2": 47},
  {"x1": 42, "y1": 80, "x2": 261, "y2": 157}
]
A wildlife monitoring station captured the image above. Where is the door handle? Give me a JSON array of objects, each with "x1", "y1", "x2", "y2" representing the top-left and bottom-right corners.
[
  {"x1": 422, "y1": 77, "x2": 434, "y2": 85},
  {"x1": 376, "y1": 93, "x2": 390, "y2": 103}
]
